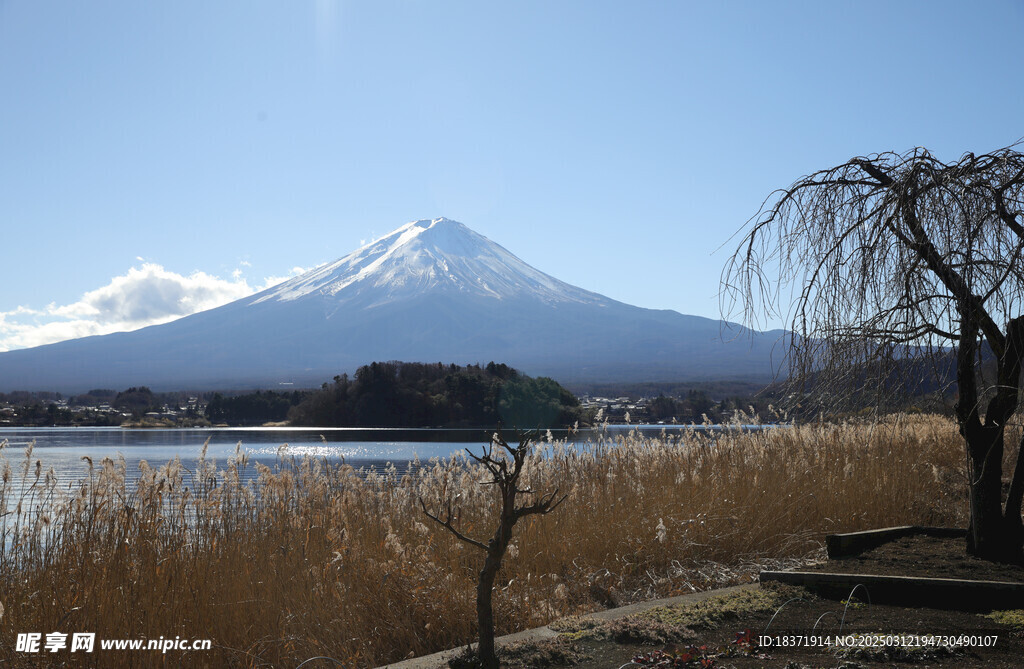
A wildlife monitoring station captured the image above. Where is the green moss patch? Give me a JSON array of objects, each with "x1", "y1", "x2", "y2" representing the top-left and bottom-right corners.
[
  {"x1": 552, "y1": 615, "x2": 693, "y2": 645},
  {"x1": 549, "y1": 616, "x2": 602, "y2": 635},
  {"x1": 835, "y1": 640, "x2": 964, "y2": 664},
  {"x1": 499, "y1": 638, "x2": 590, "y2": 668},
  {"x1": 551, "y1": 584, "x2": 809, "y2": 647},
  {"x1": 636, "y1": 583, "x2": 808, "y2": 630},
  {"x1": 983, "y1": 609, "x2": 1024, "y2": 629},
  {"x1": 448, "y1": 638, "x2": 590, "y2": 669}
]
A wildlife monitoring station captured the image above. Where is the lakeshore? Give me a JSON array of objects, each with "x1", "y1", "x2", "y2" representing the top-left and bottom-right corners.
[{"x1": 0, "y1": 415, "x2": 968, "y2": 667}]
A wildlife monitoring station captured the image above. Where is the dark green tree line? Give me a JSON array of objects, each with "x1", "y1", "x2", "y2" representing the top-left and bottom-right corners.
[{"x1": 287, "y1": 361, "x2": 580, "y2": 429}]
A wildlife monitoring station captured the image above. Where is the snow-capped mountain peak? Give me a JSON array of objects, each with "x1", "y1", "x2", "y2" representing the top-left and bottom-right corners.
[
  {"x1": 0, "y1": 215, "x2": 782, "y2": 391},
  {"x1": 252, "y1": 217, "x2": 609, "y2": 307}
]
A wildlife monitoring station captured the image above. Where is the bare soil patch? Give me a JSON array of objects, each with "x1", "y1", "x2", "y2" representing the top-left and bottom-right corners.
[
  {"x1": 803, "y1": 534, "x2": 1024, "y2": 583},
  {"x1": 488, "y1": 582, "x2": 1024, "y2": 669}
]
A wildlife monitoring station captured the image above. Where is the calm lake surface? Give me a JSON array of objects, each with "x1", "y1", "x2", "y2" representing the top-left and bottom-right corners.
[{"x1": 0, "y1": 424, "x2": 764, "y2": 486}]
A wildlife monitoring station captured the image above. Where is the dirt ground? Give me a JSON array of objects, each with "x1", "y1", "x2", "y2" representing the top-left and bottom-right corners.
[
  {"x1": 479, "y1": 537, "x2": 1024, "y2": 669},
  {"x1": 489, "y1": 586, "x2": 1023, "y2": 668},
  {"x1": 803, "y1": 534, "x2": 1024, "y2": 583}
]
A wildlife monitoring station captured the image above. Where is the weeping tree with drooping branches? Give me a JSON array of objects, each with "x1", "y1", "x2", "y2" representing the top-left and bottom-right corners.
[{"x1": 723, "y1": 143, "x2": 1024, "y2": 563}]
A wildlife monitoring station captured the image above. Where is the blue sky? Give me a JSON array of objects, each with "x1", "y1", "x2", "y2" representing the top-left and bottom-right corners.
[{"x1": 1, "y1": 1, "x2": 1022, "y2": 349}]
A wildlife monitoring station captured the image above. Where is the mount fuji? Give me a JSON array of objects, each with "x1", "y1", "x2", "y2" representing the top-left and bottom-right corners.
[{"x1": 0, "y1": 218, "x2": 783, "y2": 391}]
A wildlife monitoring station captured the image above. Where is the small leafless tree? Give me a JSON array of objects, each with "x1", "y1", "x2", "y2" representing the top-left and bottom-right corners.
[
  {"x1": 723, "y1": 143, "x2": 1024, "y2": 563},
  {"x1": 420, "y1": 431, "x2": 566, "y2": 669}
]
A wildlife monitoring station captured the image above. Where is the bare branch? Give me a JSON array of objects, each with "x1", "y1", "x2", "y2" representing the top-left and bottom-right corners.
[
  {"x1": 724, "y1": 141, "x2": 1024, "y2": 561},
  {"x1": 419, "y1": 497, "x2": 487, "y2": 551},
  {"x1": 515, "y1": 489, "x2": 568, "y2": 519},
  {"x1": 723, "y1": 143, "x2": 1024, "y2": 411}
]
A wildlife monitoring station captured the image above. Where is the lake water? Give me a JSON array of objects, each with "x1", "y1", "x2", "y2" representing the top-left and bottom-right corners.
[
  {"x1": 0, "y1": 424, "x2": 778, "y2": 529},
  {"x1": 0, "y1": 424, "x2": 733, "y2": 485}
]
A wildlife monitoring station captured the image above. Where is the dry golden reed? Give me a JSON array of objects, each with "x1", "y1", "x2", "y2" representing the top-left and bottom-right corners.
[{"x1": 0, "y1": 415, "x2": 973, "y2": 667}]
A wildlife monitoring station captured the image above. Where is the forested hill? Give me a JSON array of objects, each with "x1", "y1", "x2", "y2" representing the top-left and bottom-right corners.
[{"x1": 285, "y1": 361, "x2": 581, "y2": 429}]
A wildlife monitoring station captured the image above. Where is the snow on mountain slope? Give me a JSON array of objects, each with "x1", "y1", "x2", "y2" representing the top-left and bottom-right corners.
[
  {"x1": 0, "y1": 217, "x2": 784, "y2": 391},
  {"x1": 251, "y1": 218, "x2": 609, "y2": 308}
]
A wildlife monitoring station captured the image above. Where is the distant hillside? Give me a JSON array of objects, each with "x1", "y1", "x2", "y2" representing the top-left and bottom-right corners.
[{"x1": 286, "y1": 361, "x2": 581, "y2": 429}]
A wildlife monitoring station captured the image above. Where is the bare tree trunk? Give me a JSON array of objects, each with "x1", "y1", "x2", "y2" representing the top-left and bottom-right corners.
[
  {"x1": 1001, "y1": 319, "x2": 1024, "y2": 554},
  {"x1": 1004, "y1": 434, "x2": 1024, "y2": 545},
  {"x1": 965, "y1": 423, "x2": 1014, "y2": 560},
  {"x1": 476, "y1": 490, "x2": 516, "y2": 668},
  {"x1": 964, "y1": 318, "x2": 1024, "y2": 563},
  {"x1": 421, "y1": 432, "x2": 566, "y2": 668},
  {"x1": 475, "y1": 546, "x2": 503, "y2": 669}
]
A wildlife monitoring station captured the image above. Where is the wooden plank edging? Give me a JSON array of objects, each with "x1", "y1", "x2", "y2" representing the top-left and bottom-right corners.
[
  {"x1": 825, "y1": 525, "x2": 966, "y2": 559},
  {"x1": 760, "y1": 569, "x2": 1023, "y2": 612}
]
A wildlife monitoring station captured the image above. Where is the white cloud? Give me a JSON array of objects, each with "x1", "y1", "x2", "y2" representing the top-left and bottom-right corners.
[{"x1": 0, "y1": 263, "x2": 309, "y2": 352}]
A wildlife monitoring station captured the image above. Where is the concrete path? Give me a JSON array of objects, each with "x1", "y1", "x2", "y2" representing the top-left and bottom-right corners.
[{"x1": 376, "y1": 583, "x2": 756, "y2": 669}]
